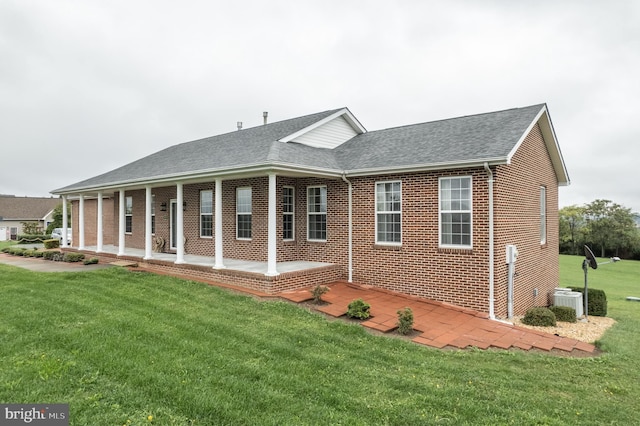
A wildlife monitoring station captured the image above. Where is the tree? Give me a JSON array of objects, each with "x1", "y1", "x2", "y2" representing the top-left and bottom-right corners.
[
  {"x1": 45, "y1": 202, "x2": 71, "y2": 235},
  {"x1": 583, "y1": 199, "x2": 640, "y2": 257},
  {"x1": 559, "y1": 205, "x2": 586, "y2": 255}
]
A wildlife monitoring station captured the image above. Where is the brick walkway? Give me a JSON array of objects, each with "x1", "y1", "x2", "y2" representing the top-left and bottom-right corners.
[{"x1": 280, "y1": 281, "x2": 597, "y2": 356}]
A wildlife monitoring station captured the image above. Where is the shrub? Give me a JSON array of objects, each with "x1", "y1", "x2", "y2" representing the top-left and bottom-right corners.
[
  {"x1": 83, "y1": 257, "x2": 99, "y2": 265},
  {"x1": 347, "y1": 299, "x2": 371, "y2": 320},
  {"x1": 22, "y1": 249, "x2": 36, "y2": 257},
  {"x1": 522, "y1": 307, "x2": 556, "y2": 327},
  {"x1": 43, "y1": 239, "x2": 60, "y2": 249},
  {"x1": 9, "y1": 247, "x2": 27, "y2": 256},
  {"x1": 1, "y1": 247, "x2": 10, "y2": 253},
  {"x1": 550, "y1": 305, "x2": 577, "y2": 323},
  {"x1": 311, "y1": 285, "x2": 329, "y2": 304},
  {"x1": 43, "y1": 251, "x2": 64, "y2": 261},
  {"x1": 63, "y1": 253, "x2": 85, "y2": 263},
  {"x1": 396, "y1": 307, "x2": 414, "y2": 335},
  {"x1": 569, "y1": 287, "x2": 608, "y2": 317},
  {"x1": 33, "y1": 251, "x2": 44, "y2": 258}
]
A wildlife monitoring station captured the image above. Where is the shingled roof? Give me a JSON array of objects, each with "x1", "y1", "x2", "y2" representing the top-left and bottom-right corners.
[
  {"x1": 0, "y1": 196, "x2": 59, "y2": 220},
  {"x1": 52, "y1": 104, "x2": 568, "y2": 194}
]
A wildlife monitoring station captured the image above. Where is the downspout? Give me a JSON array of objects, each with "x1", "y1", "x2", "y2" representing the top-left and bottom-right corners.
[
  {"x1": 341, "y1": 173, "x2": 353, "y2": 283},
  {"x1": 484, "y1": 162, "x2": 496, "y2": 320}
]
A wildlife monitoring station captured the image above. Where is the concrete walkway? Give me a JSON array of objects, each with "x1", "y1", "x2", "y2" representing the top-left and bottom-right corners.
[
  {"x1": 280, "y1": 282, "x2": 598, "y2": 356},
  {"x1": 0, "y1": 253, "x2": 111, "y2": 272}
]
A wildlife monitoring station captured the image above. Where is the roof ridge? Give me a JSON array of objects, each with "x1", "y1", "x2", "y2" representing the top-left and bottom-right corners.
[{"x1": 367, "y1": 104, "x2": 546, "y2": 133}]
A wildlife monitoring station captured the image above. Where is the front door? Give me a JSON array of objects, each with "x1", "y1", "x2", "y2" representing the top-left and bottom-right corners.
[{"x1": 170, "y1": 200, "x2": 177, "y2": 250}]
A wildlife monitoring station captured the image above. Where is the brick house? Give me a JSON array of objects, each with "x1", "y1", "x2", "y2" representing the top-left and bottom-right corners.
[{"x1": 51, "y1": 104, "x2": 569, "y2": 318}]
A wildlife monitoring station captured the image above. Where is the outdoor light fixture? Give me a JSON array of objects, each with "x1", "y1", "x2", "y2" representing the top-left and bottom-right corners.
[
  {"x1": 183, "y1": 202, "x2": 187, "y2": 211},
  {"x1": 160, "y1": 202, "x2": 167, "y2": 212}
]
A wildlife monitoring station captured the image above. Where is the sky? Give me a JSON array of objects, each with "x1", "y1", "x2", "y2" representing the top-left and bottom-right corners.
[{"x1": 1, "y1": 0, "x2": 639, "y2": 211}]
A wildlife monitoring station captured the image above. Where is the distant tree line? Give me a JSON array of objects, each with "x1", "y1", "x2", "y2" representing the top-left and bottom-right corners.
[{"x1": 560, "y1": 199, "x2": 640, "y2": 259}]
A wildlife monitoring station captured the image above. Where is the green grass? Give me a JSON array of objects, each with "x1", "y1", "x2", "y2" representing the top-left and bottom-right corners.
[{"x1": 0, "y1": 257, "x2": 639, "y2": 425}]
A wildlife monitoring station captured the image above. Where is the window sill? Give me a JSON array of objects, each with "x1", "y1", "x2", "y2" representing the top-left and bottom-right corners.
[
  {"x1": 200, "y1": 236, "x2": 213, "y2": 239},
  {"x1": 374, "y1": 244, "x2": 402, "y2": 251},
  {"x1": 307, "y1": 239, "x2": 327, "y2": 243}
]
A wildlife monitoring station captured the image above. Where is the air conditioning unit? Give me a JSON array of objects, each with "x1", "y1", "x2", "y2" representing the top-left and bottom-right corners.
[{"x1": 554, "y1": 291, "x2": 583, "y2": 318}]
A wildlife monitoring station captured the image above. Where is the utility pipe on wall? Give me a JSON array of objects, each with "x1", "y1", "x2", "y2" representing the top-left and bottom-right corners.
[
  {"x1": 341, "y1": 173, "x2": 353, "y2": 283},
  {"x1": 484, "y1": 162, "x2": 496, "y2": 320}
]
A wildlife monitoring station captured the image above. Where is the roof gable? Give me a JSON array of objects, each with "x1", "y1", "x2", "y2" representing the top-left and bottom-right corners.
[{"x1": 278, "y1": 108, "x2": 366, "y2": 148}]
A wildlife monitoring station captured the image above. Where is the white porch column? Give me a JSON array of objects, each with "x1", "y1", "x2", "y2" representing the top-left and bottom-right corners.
[
  {"x1": 78, "y1": 194, "x2": 85, "y2": 250},
  {"x1": 175, "y1": 182, "x2": 185, "y2": 264},
  {"x1": 118, "y1": 190, "x2": 126, "y2": 256},
  {"x1": 266, "y1": 173, "x2": 279, "y2": 276},
  {"x1": 144, "y1": 186, "x2": 153, "y2": 260},
  {"x1": 214, "y1": 178, "x2": 225, "y2": 269},
  {"x1": 96, "y1": 192, "x2": 104, "y2": 253},
  {"x1": 61, "y1": 195, "x2": 69, "y2": 247}
]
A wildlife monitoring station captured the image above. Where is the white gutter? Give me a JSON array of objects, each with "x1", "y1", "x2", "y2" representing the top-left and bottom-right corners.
[
  {"x1": 484, "y1": 162, "x2": 495, "y2": 320},
  {"x1": 341, "y1": 173, "x2": 353, "y2": 282}
]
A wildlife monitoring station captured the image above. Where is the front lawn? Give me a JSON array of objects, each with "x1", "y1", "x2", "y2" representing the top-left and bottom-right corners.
[{"x1": 0, "y1": 257, "x2": 638, "y2": 425}]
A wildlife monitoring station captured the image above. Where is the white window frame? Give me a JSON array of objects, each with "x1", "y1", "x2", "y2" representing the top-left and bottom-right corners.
[
  {"x1": 125, "y1": 195, "x2": 133, "y2": 234},
  {"x1": 438, "y1": 176, "x2": 472, "y2": 248},
  {"x1": 151, "y1": 194, "x2": 156, "y2": 235},
  {"x1": 540, "y1": 186, "x2": 547, "y2": 245},
  {"x1": 200, "y1": 190, "x2": 213, "y2": 238},
  {"x1": 236, "y1": 187, "x2": 252, "y2": 240},
  {"x1": 283, "y1": 186, "x2": 295, "y2": 241},
  {"x1": 375, "y1": 180, "x2": 402, "y2": 245},
  {"x1": 307, "y1": 186, "x2": 327, "y2": 242}
]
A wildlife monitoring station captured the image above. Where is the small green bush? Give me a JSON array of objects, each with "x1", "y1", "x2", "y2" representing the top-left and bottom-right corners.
[
  {"x1": 8, "y1": 247, "x2": 27, "y2": 256},
  {"x1": 569, "y1": 287, "x2": 607, "y2": 317},
  {"x1": 22, "y1": 249, "x2": 36, "y2": 257},
  {"x1": 550, "y1": 306, "x2": 577, "y2": 323},
  {"x1": 396, "y1": 307, "x2": 414, "y2": 335},
  {"x1": 83, "y1": 257, "x2": 99, "y2": 265},
  {"x1": 347, "y1": 299, "x2": 371, "y2": 320},
  {"x1": 522, "y1": 307, "x2": 556, "y2": 327},
  {"x1": 311, "y1": 285, "x2": 329, "y2": 304},
  {"x1": 1, "y1": 247, "x2": 11, "y2": 253},
  {"x1": 43, "y1": 251, "x2": 64, "y2": 261},
  {"x1": 63, "y1": 253, "x2": 85, "y2": 263},
  {"x1": 43, "y1": 239, "x2": 60, "y2": 249},
  {"x1": 33, "y1": 251, "x2": 44, "y2": 258}
]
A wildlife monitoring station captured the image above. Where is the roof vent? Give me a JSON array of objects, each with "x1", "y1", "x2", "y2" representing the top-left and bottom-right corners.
[
  {"x1": 237, "y1": 121, "x2": 242, "y2": 131},
  {"x1": 263, "y1": 111, "x2": 268, "y2": 125}
]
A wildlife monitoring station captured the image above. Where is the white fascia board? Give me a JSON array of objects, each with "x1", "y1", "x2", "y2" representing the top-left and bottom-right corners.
[
  {"x1": 52, "y1": 163, "x2": 345, "y2": 196},
  {"x1": 345, "y1": 157, "x2": 508, "y2": 177},
  {"x1": 278, "y1": 108, "x2": 366, "y2": 143},
  {"x1": 506, "y1": 104, "x2": 570, "y2": 186}
]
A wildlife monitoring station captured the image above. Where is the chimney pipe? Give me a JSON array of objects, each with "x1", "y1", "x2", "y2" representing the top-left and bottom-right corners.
[
  {"x1": 237, "y1": 121, "x2": 242, "y2": 131},
  {"x1": 263, "y1": 111, "x2": 268, "y2": 125}
]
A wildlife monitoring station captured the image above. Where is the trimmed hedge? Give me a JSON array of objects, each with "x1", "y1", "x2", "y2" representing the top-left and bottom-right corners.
[
  {"x1": 43, "y1": 239, "x2": 60, "y2": 249},
  {"x1": 569, "y1": 287, "x2": 608, "y2": 317},
  {"x1": 522, "y1": 307, "x2": 556, "y2": 326},
  {"x1": 550, "y1": 305, "x2": 577, "y2": 323},
  {"x1": 63, "y1": 253, "x2": 85, "y2": 263},
  {"x1": 17, "y1": 235, "x2": 49, "y2": 244}
]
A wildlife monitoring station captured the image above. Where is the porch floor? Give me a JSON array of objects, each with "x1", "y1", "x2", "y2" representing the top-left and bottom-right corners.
[{"x1": 77, "y1": 245, "x2": 332, "y2": 274}]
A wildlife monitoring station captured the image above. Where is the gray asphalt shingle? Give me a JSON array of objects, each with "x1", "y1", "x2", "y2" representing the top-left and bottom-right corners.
[{"x1": 53, "y1": 104, "x2": 547, "y2": 193}]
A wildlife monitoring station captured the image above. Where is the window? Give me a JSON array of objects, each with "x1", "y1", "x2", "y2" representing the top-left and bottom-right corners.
[
  {"x1": 283, "y1": 186, "x2": 295, "y2": 240},
  {"x1": 439, "y1": 177, "x2": 472, "y2": 247},
  {"x1": 307, "y1": 186, "x2": 327, "y2": 241},
  {"x1": 540, "y1": 186, "x2": 546, "y2": 244},
  {"x1": 376, "y1": 181, "x2": 402, "y2": 244},
  {"x1": 200, "y1": 190, "x2": 213, "y2": 237},
  {"x1": 125, "y1": 196, "x2": 133, "y2": 233},
  {"x1": 236, "y1": 187, "x2": 252, "y2": 239},
  {"x1": 151, "y1": 194, "x2": 156, "y2": 234}
]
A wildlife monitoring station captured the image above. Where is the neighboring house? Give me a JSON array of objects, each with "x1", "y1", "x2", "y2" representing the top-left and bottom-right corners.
[
  {"x1": 0, "y1": 195, "x2": 60, "y2": 240},
  {"x1": 51, "y1": 104, "x2": 569, "y2": 318}
]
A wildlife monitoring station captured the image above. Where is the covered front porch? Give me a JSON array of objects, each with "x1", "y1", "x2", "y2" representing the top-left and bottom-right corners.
[{"x1": 64, "y1": 245, "x2": 344, "y2": 294}]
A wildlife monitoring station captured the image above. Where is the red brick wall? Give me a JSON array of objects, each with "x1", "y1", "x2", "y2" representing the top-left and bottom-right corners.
[
  {"x1": 70, "y1": 197, "x2": 114, "y2": 247},
  {"x1": 493, "y1": 123, "x2": 560, "y2": 316}
]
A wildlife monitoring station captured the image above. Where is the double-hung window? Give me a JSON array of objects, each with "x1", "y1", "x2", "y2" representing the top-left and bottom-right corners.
[
  {"x1": 307, "y1": 186, "x2": 327, "y2": 241},
  {"x1": 236, "y1": 187, "x2": 252, "y2": 239},
  {"x1": 375, "y1": 181, "x2": 402, "y2": 244},
  {"x1": 283, "y1": 186, "x2": 295, "y2": 240},
  {"x1": 200, "y1": 190, "x2": 213, "y2": 237},
  {"x1": 439, "y1": 176, "x2": 472, "y2": 248},
  {"x1": 540, "y1": 186, "x2": 547, "y2": 244},
  {"x1": 125, "y1": 196, "x2": 133, "y2": 233}
]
